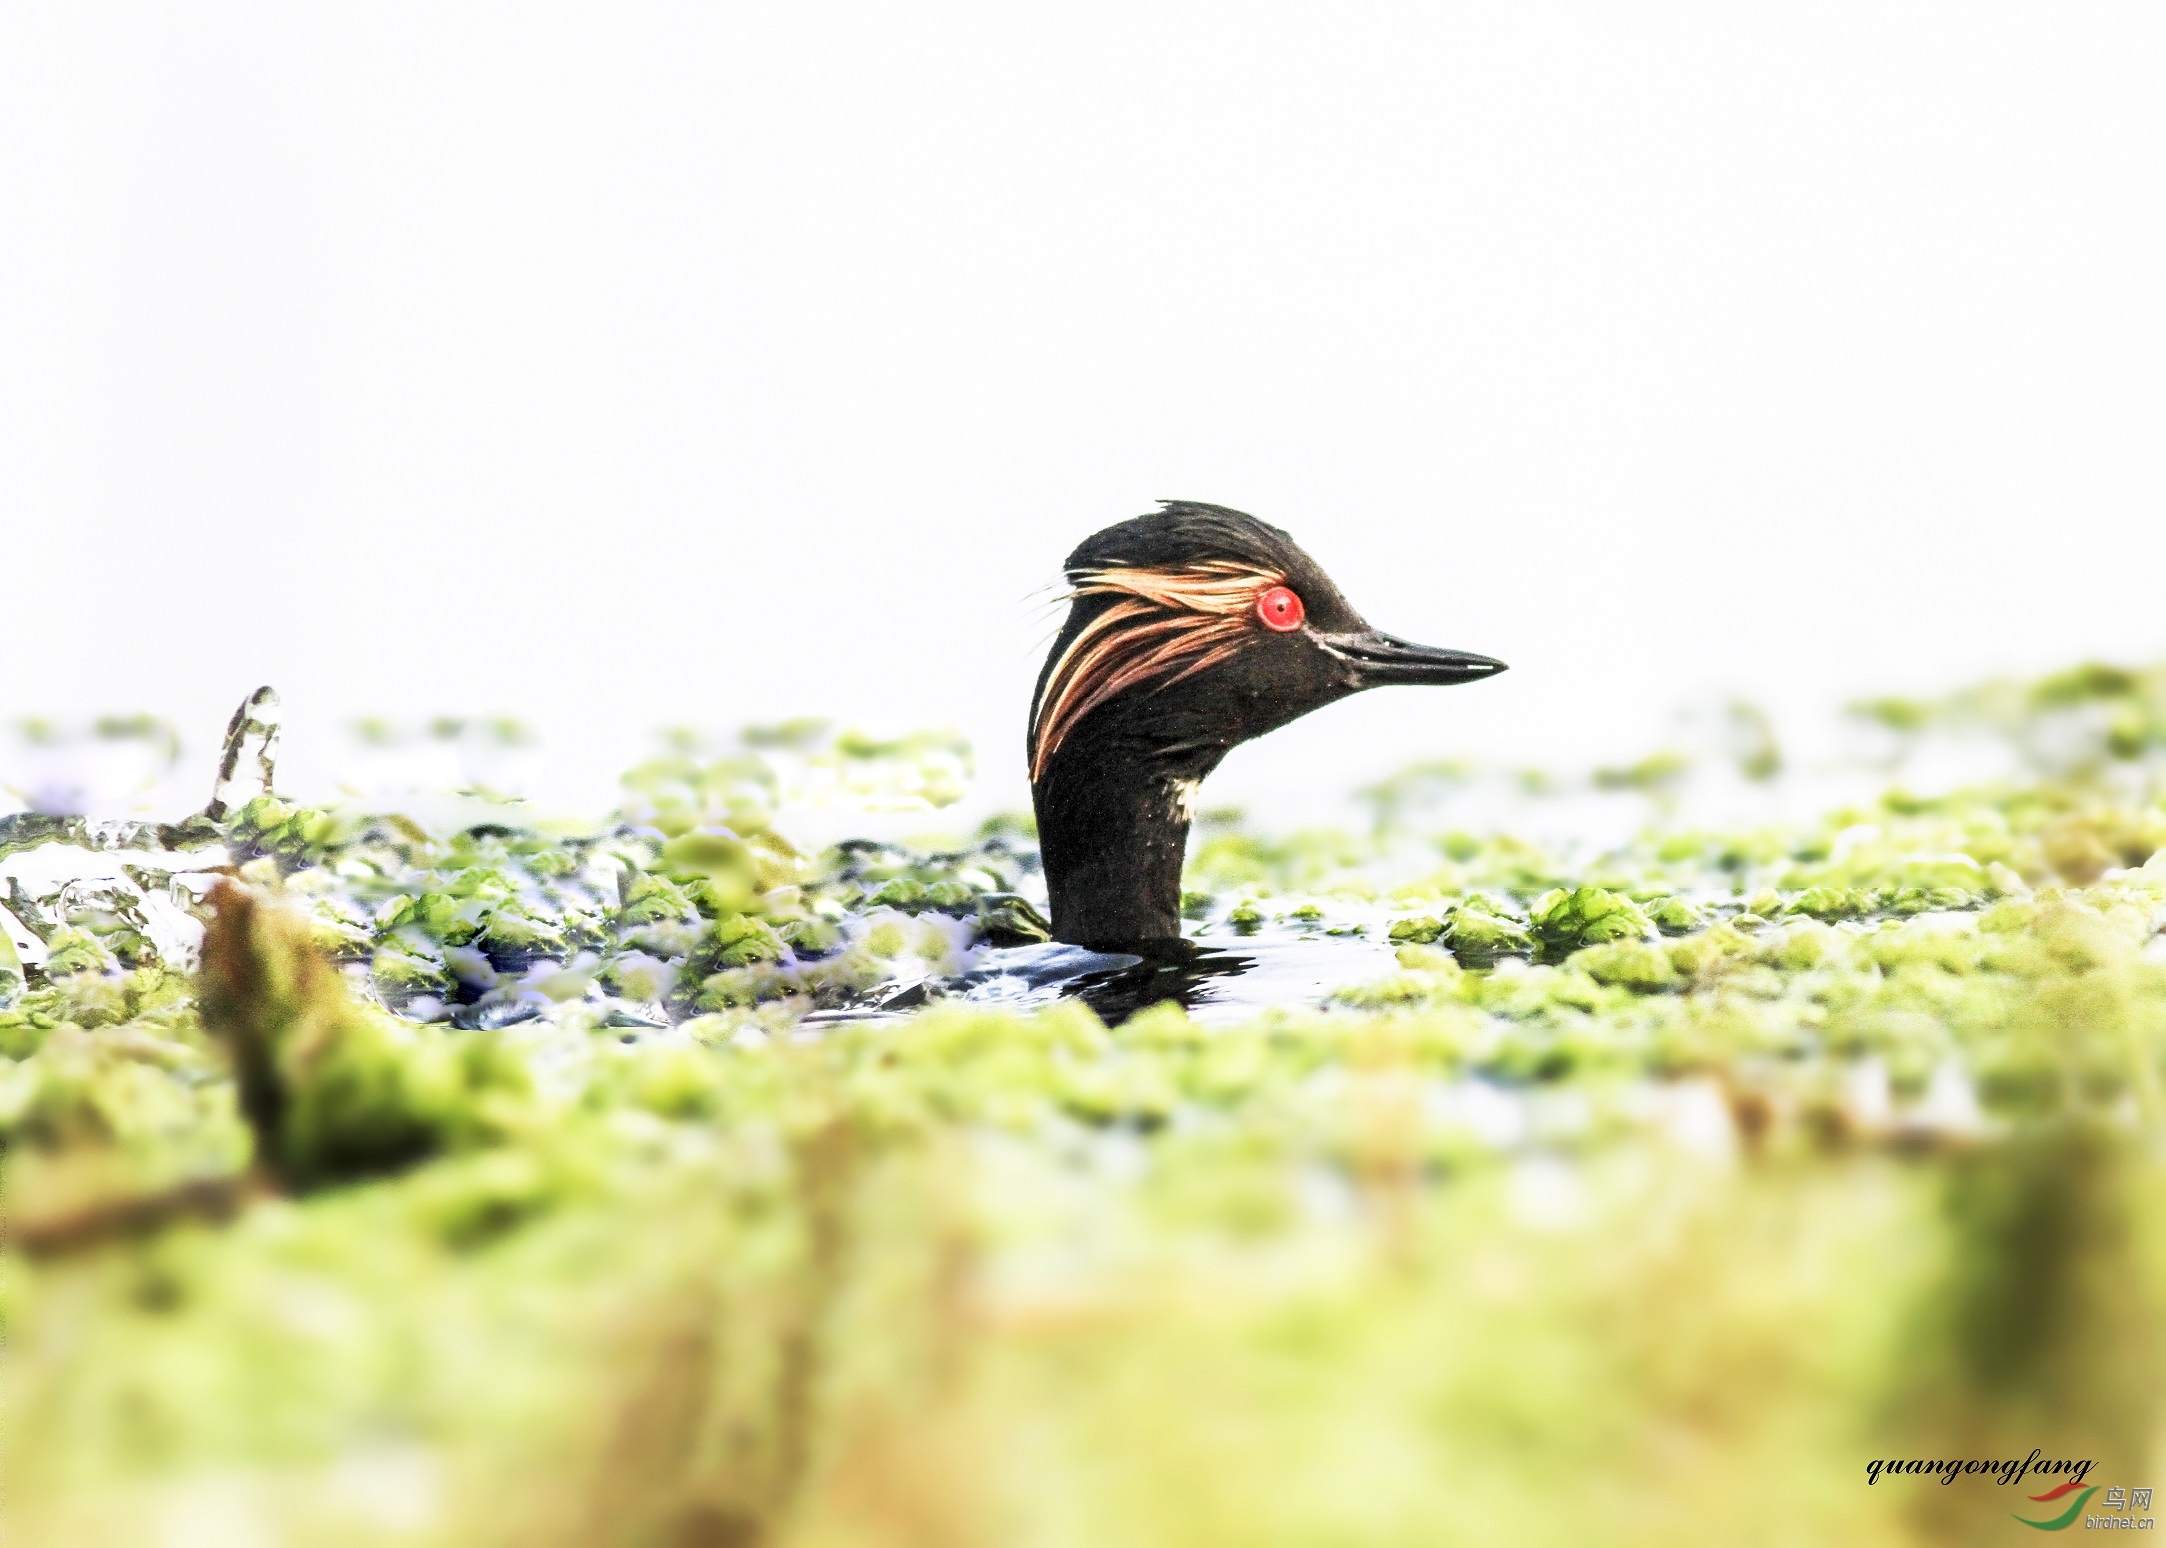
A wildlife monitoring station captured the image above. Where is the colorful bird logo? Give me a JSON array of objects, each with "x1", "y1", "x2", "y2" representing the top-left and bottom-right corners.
[{"x1": 2012, "y1": 1478, "x2": 2100, "y2": 1531}]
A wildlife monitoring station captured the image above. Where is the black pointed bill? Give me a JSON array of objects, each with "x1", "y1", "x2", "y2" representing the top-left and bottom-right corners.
[{"x1": 1317, "y1": 630, "x2": 1509, "y2": 689}]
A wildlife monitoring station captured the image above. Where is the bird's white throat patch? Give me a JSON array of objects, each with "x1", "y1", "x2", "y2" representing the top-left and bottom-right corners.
[{"x1": 1169, "y1": 778, "x2": 1200, "y2": 822}]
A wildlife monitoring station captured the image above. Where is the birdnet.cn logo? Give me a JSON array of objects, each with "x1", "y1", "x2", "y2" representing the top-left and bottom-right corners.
[
  {"x1": 1864, "y1": 1450, "x2": 2156, "y2": 1531},
  {"x1": 2012, "y1": 1480, "x2": 2155, "y2": 1533}
]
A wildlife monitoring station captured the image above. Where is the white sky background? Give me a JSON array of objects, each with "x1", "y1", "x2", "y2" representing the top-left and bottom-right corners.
[{"x1": 3, "y1": 5, "x2": 2162, "y2": 826}]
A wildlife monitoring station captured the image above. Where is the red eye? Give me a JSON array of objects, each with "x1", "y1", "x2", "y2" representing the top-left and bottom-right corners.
[{"x1": 1256, "y1": 585, "x2": 1305, "y2": 632}]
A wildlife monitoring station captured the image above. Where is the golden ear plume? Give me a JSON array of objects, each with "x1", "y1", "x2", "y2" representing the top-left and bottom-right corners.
[{"x1": 1029, "y1": 562, "x2": 1282, "y2": 783}]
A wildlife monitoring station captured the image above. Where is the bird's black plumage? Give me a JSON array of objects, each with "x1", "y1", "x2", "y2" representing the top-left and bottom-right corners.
[{"x1": 1029, "y1": 501, "x2": 1506, "y2": 946}]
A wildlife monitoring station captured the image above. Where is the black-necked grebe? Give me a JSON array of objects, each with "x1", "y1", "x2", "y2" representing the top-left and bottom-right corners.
[{"x1": 1030, "y1": 502, "x2": 1506, "y2": 947}]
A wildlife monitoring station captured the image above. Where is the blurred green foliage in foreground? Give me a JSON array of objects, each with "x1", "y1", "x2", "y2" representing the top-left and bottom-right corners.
[{"x1": 10, "y1": 668, "x2": 2166, "y2": 1545}]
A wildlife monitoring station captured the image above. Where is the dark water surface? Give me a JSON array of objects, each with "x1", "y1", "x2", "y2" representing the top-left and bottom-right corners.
[{"x1": 805, "y1": 932, "x2": 1400, "y2": 1029}]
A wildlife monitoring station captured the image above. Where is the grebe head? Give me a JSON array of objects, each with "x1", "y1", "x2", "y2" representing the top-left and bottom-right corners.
[{"x1": 1029, "y1": 501, "x2": 1505, "y2": 946}]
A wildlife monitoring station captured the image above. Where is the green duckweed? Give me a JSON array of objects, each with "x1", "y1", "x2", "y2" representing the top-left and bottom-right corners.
[{"x1": 10, "y1": 663, "x2": 2166, "y2": 1543}]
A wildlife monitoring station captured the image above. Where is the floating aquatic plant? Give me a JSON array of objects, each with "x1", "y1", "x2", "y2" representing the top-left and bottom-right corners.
[{"x1": 8, "y1": 668, "x2": 2166, "y2": 1544}]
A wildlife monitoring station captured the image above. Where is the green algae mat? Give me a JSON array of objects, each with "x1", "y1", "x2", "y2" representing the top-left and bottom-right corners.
[{"x1": 9, "y1": 668, "x2": 2166, "y2": 1546}]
